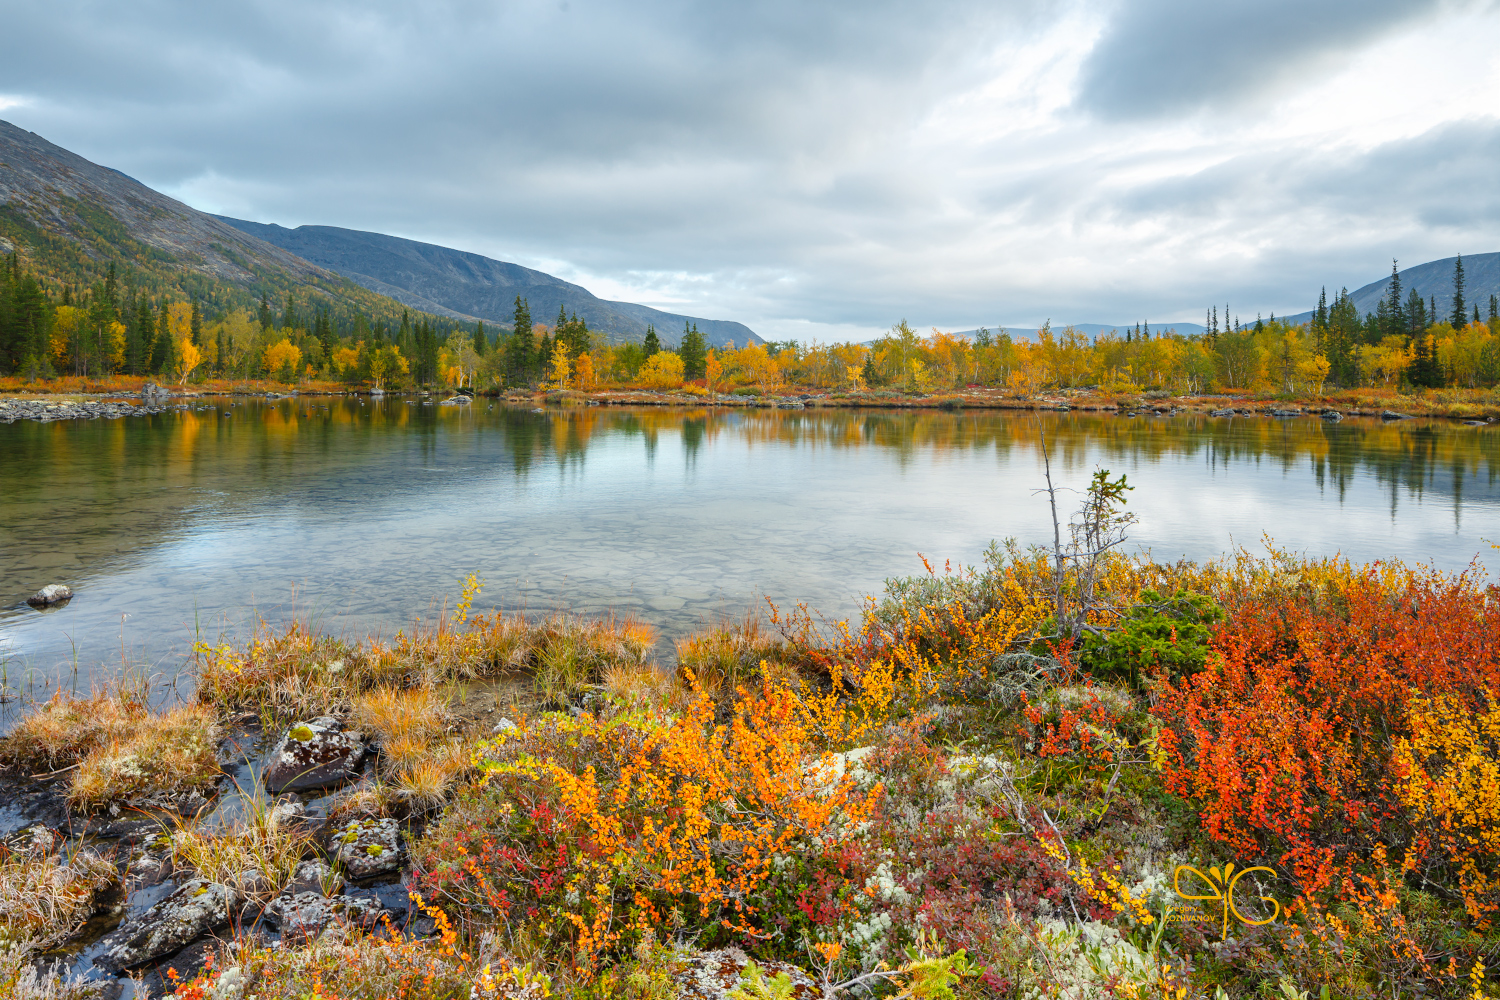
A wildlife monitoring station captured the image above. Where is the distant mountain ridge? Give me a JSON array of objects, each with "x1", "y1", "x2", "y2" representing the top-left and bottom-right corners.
[
  {"x1": 216, "y1": 218, "x2": 762, "y2": 348},
  {"x1": 1282, "y1": 252, "x2": 1500, "y2": 327},
  {"x1": 0, "y1": 119, "x2": 424, "y2": 327}
]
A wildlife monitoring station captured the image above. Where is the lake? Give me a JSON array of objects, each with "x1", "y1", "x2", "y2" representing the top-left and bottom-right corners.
[{"x1": 2, "y1": 397, "x2": 1497, "y2": 710}]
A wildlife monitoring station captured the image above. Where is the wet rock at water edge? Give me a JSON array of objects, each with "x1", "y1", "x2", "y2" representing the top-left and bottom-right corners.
[
  {"x1": 262, "y1": 717, "x2": 367, "y2": 794},
  {"x1": 330, "y1": 816, "x2": 402, "y2": 879},
  {"x1": 1382, "y1": 410, "x2": 1412, "y2": 420},
  {"x1": 1322, "y1": 410, "x2": 1343, "y2": 421},
  {"x1": 1209, "y1": 408, "x2": 1236, "y2": 417},
  {"x1": 27, "y1": 583, "x2": 73, "y2": 606},
  {"x1": 94, "y1": 878, "x2": 239, "y2": 972}
]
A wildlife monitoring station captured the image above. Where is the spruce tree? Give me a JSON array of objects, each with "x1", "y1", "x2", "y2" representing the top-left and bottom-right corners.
[
  {"x1": 152, "y1": 301, "x2": 173, "y2": 376},
  {"x1": 474, "y1": 320, "x2": 486, "y2": 356},
  {"x1": 1386, "y1": 261, "x2": 1402, "y2": 339},
  {"x1": 510, "y1": 296, "x2": 532, "y2": 382},
  {"x1": 643, "y1": 325, "x2": 660, "y2": 357},
  {"x1": 1490, "y1": 295, "x2": 1498, "y2": 322},
  {"x1": 680, "y1": 322, "x2": 707, "y2": 380},
  {"x1": 258, "y1": 293, "x2": 272, "y2": 331},
  {"x1": 1449, "y1": 255, "x2": 1466, "y2": 328}
]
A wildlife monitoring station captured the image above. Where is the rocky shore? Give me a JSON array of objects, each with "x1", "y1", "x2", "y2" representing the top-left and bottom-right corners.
[{"x1": 0, "y1": 396, "x2": 186, "y2": 423}]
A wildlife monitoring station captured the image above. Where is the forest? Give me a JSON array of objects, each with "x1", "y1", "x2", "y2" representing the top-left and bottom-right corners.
[{"x1": 2, "y1": 252, "x2": 1499, "y2": 398}]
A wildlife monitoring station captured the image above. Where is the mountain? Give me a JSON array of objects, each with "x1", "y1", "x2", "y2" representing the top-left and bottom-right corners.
[
  {"x1": 951, "y1": 321, "x2": 1206, "y2": 342},
  {"x1": 0, "y1": 120, "x2": 428, "y2": 328},
  {"x1": 1282, "y1": 252, "x2": 1500, "y2": 327},
  {"x1": 215, "y1": 219, "x2": 762, "y2": 348}
]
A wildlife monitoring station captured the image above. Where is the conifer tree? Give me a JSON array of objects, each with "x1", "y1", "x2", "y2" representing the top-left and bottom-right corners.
[
  {"x1": 258, "y1": 293, "x2": 272, "y2": 331},
  {"x1": 1451, "y1": 254, "x2": 1466, "y2": 328},
  {"x1": 474, "y1": 320, "x2": 486, "y2": 356},
  {"x1": 643, "y1": 325, "x2": 660, "y2": 357},
  {"x1": 680, "y1": 322, "x2": 707, "y2": 380},
  {"x1": 152, "y1": 301, "x2": 173, "y2": 375},
  {"x1": 1385, "y1": 260, "x2": 1402, "y2": 339},
  {"x1": 509, "y1": 296, "x2": 532, "y2": 382},
  {"x1": 1490, "y1": 295, "x2": 1498, "y2": 322}
]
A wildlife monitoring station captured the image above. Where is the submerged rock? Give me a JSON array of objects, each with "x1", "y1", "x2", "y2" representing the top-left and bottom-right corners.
[
  {"x1": 331, "y1": 816, "x2": 402, "y2": 879},
  {"x1": 95, "y1": 878, "x2": 239, "y2": 972},
  {"x1": 27, "y1": 583, "x2": 73, "y2": 606},
  {"x1": 262, "y1": 717, "x2": 366, "y2": 793}
]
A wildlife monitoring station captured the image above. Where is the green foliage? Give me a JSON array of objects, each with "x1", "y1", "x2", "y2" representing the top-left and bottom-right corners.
[
  {"x1": 1080, "y1": 589, "x2": 1223, "y2": 688},
  {"x1": 726, "y1": 962, "x2": 796, "y2": 1000}
]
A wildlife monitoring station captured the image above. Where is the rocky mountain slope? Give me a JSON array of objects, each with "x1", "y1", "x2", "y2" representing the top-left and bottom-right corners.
[
  {"x1": 215, "y1": 219, "x2": 761, "y2": 347},
  {"x1": 1282, "y1": 252, "x2": 1500, "y2": 326},
  {"x1": 0, "y1": 120, "x2": 423, "y2": 326}
]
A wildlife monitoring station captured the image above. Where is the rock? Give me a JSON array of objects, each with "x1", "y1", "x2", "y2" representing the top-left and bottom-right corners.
[
  {"x1": 1209, "y1": 408, "x2": 1236, "y2": 417},
  {"x1": 269, "y1": 891, "x2": 384, "y2": 940},
  {"x1": 261, "y1": 717, "x2": 366, "y2": 793},
  {"x1": 330, "y1": 816, "x2": 402, "y2": 879},
  {"x1": 1464, "y1": 419, "x2": 1487, "y2": 426},
  {"x1": 94, "y1": 879, "x2": 239, "y2": 972},
  {"x1": 1381, "y1": 410, "x2": 1412, "y2": 421},
  {"x1": 27, "y1": 583, "x2": 73, "y2": 606},
  {"x1": 1268, "y1": 408, "x2": 1301, "y2": 417},
  {"x1": 285, "y1": 859, "x2": 345, "y2": 897},
  {"x1": 1322, "y1": 410, "x2": 1343, "y2": 422},
  {"x1": 492, "y1": 716, "x2": 518, "y2": 735},
  {"x1": 675, "y1": 947, "x2": 825, "y2": 1000}
]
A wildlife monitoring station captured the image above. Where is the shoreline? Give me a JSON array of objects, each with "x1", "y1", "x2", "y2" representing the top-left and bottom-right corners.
[{"x1": 3, "y1": 381, "x2": 1497, "y2": 425}]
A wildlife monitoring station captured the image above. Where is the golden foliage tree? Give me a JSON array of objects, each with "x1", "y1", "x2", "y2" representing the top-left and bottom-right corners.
[
  {"x1": 175, "y1": 338, "x2": 203, "y2": 385},
  {"x1": 637, "y1": 350, "x2": 685, "y2": 389},
  {"x1": 263, "y1": 340, "x2": 302, "y2": 383}
]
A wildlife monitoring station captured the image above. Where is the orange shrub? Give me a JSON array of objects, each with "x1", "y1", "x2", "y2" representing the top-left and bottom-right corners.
[{"x1": 1155, "y1": 562, "x2": 1500, "y2": 907}]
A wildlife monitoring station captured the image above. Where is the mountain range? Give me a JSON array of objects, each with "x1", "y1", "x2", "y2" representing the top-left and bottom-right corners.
[
  {"x1": 1281, "y1": 252, "x2": 1500, "y2": 327},
  {"x1": 0, "y1": 120, "x2": 758, "y2": 346},
  {"x1": 215, "y1": 218, "x2": 759, "y2": 347}
]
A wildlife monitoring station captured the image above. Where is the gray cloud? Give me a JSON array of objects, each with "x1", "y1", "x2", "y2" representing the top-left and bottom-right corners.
[
  {"x1": 2, "y1": 0, "x2": 1497, "y2": 337},
  {"x1": 1074, "y1": 0, "x2": 1459, "y2": 120}
]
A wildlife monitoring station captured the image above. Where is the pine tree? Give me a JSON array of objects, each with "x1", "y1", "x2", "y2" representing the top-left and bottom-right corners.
[
  {"x1": 1385, "y1": 261, "x2": 1402, "y2": 340},
  {"x1": 860, "y1": 350, "x2": 879, "y2": 387},
  {"x1": 643, "y1": 325, "x2": 660, "y2": 357},
  {"x1": 473, "y1": 320, "x2": 487, "y2": 356},
  {"x1": 680, "y1": 322, "x2": 707, "y2": 380},
  {"x1": 1474, "y1": 304, "x2": 1481, "y2": 325},
  {"x1": 1451, "y1": 254, "x2": 1466, "y2": 328},
  {"x1": 509, "y1": 296, "x2": 532, "y2": 382},
  {"x1": 152, "y1": 301, "x2": 173, "y2": 376},
  {"x1": 258, "y1": 292, "x2": 272, "y2": 331},
  {"x1": 1490, "y1": 295, "x2": 1498, "y2": 322}
]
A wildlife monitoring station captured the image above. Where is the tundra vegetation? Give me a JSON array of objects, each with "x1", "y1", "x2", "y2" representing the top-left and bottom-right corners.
[{"x1": 1, "y1": 475, "x2": 1497, "y2": 1000}]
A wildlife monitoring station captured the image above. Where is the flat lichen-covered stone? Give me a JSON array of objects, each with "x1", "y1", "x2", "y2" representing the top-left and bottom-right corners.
[
  {"x1": 94, "y1": 878, "x2": 239, "y2": 972},
  {"x1": 331, "y1": 816, "x2": 402, "y2": 879},
  {"x1": 676, "y1": 948, "x2": 826, "y2": 1000},
  {"x1": 262, "y1": 717, "x2": 366, "y2": 793}
]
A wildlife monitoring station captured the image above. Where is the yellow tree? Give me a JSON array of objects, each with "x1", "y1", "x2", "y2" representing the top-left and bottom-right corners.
[
  {"x1": 1296, "y1": 354, "x2": 1332, "y2": 396},
  {"x1": 551, "y1": 341, "x2": 571, "y2": 390},
  {"x1": 574, "y1": 351, "x2": 595, "y2": 389},
  {"x1": 637, "y1": 351, "x2": 685, "y2": 389},
  {"x1": 263, "y1": 340, "x2": 303, "y2": 383},
  {"x1": 175, "y1": 338, "x2": 203, "y2": 385},
  {"x1": 704, "y1": 349, "x2": 723, "y2": 394}
]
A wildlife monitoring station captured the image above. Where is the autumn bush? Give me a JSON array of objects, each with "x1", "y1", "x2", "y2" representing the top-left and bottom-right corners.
[
  {"x1": 412, "y1": 681, "x2": 881, "y2": 972},
  {"x1": 1154, "y1": 558, "x2": 1500, "y2": 928}
]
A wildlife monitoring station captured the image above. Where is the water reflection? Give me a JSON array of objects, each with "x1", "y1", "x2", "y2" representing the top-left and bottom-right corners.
[{"x1": 1, "y1": 397, "x2": 1495, "y2": 701}]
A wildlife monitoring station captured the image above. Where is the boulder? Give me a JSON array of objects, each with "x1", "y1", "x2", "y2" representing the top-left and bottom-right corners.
[
  {"x1": 27, "y1": 584, "x2": 73, "y2": 606},
  {"x1": 675, "y1": 947, "x2": 826, "y2": 1000},
  {"x1": 1381, "y1": 410, "x2": 1412, "y2": 421},
  {"x1": 1209, "y1": 408, "x2": 1236, "y2": 417},
  {"x1": 94, "y1": 879, "x2": 239, "y2": 972},
  {"x1": 330, "y1": 816, "x2": 402, "y2": 879},
  {"x1": 262, "y1": 717, "x2": 366, "y2": 793},
  {"x1": 1322, "y1": 410, "x2": 1343, "y2": 422},
  {"x1": 269, "y1": 892, "x2": 384, "y2": 940}
]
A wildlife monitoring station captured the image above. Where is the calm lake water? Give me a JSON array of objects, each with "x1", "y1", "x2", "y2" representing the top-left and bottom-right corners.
[{"x1": 2, "y1": 396, "x2": 1497, "y2": 706}]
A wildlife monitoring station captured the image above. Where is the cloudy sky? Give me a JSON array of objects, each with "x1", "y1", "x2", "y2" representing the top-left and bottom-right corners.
[{"x1": 3, "y1": 0, "x2": 1498, "y2": 340}]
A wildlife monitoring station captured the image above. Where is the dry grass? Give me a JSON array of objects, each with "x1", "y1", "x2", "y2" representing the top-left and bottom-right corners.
[
  {"x1": 674, "y1": 613, "x2": 787, "y2": 700},
  {"x1": 0, "y1": 939, "x2": 124, "y2": 1000},
  {"x1": 352, "y1": 686, "x2": 453, "y2": 747},
  {"x1": 66, "y1": 703, "x2": 222, "y2": 811},
  {"x1": 164, "y1": 803, "x2": 317, "y2": 902},
  {"x1": 389, "y1": 740, "x2": 473, "y2": 812},
  {"x1": 0, "y1": 691, "x2": 146, "y2": 772},
  {"x1": 0, "y1": 837, "x2": 116, "y2": 950}
]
